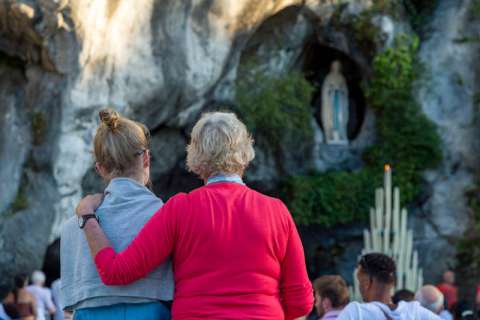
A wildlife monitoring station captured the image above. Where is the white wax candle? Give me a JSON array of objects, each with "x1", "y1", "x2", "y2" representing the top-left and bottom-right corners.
[
  {"x1": 364, "y1": 230, "x2": 372, "y2": 252},
  {"x1": 412, "y1": 251, "x2": 418, "y2": 291},
  {"x1": 392, "y1": 188, "x2": 400, "y2": 256},
  {"x1": 405, "y1": 230, "x2": 413, "y2": 283},
  {"x1": 370, "y1": 208, "x2": 376, "y2": 232},
  {"x1": 384, "y1": 166, "x2": 392, "y2": 253}
]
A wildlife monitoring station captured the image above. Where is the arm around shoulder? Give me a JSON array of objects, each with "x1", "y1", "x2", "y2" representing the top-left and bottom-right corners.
[{"x1": 94, "y1": 193, "x2": 186, "y2": 285}]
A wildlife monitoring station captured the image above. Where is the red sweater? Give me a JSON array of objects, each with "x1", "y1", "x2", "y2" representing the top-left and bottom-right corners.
[{"x1": 95, "y1": 182, "x2": 313, "y2": 319}]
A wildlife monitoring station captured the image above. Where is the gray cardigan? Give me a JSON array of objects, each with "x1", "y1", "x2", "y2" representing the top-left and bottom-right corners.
[{"x1": 60, "y1": 178, "x2": 174, "y2": 311}]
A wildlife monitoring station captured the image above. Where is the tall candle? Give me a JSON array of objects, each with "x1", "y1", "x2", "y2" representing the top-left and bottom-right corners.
[
  {"x1": 411, "y1": 251, "x2": 418, "y2": 291},
  {"x1": 370, "y1": 208, "x2": 376, "y2": 234},
  {"x1": 376, "y1": 189, "x2": 384, "y2": 251},
  {"x1": 393, "y1": 187, "x2": 400, "y2": 257},
  {"x1": 384, "y1": 165, "x2": 392, "y2": 253},
  {"x1": 364, "y1": 230, "x2": 372, "y2": 252},
  {"x1": 405, "y1": 230, "x2": 413, "y2": 289}
]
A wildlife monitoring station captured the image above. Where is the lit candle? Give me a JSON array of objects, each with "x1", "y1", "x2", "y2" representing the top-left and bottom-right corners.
[{"x1": 384, "y1": 165, "x2": 392, "y2": 254}]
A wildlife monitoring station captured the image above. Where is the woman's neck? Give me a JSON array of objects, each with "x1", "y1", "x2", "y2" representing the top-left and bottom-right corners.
[
  {"x1": 109, "y1": 173, "x2": 145, "y2": 186},
  {"x1": 204, "y1": 172, "x2": 243, "y2": 185}
]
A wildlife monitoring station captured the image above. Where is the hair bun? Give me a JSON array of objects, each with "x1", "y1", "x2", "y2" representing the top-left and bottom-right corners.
[{"x1": 99, "y1": 108, "x2": 120, "y2": 130}]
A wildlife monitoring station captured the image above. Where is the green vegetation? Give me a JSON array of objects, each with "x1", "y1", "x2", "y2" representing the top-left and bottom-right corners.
[
  {"x1": 470, "y1": 0, "x2": 480, "y2": 19},
  {"x1": 282, "y1": 170, "x2": 376, "y2": 226},
  {"x1": 329, "y1": 5, "x2": 385, "y2": 56},
  {"x1": 32, "y1": 111, "x2": 47, "y2": 145},
  {"x1": 349, "y1": 13, "x2": 385, "y2": 55},
  {"x1": 235, "y1": 68, "x2": 314, "y2": 149},
  {"x1": 11, "y1": 190, "x2": 28, "y2": 212},
  {"x1": 283, "y1": 35, "x2": 442, "y2": 226},
  {"x1": 1, "y1": 182, "x2": 29, "y2": 217},
  {"x1": 371, "y1": 0, "x2": 402, "y2": 16},
  {"x1": 403, "y1": 0, "x2": 439, "y2": 31}
]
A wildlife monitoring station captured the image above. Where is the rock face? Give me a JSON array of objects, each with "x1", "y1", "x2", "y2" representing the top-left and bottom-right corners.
[
  {"x1": 414, "y1": 0, "x2": 480, "y2": 280},
  {"x1": 0, "y1": 0, "x2": 478, "y2": 294}
]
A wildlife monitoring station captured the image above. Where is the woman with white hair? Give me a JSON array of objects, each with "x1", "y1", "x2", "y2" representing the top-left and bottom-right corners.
[
  {"x1": 27, "y1": 271, "x2": 55, "y2": 320},
  {"x1": 75, "y1": 112, "x2": 313, "y2": 319}
]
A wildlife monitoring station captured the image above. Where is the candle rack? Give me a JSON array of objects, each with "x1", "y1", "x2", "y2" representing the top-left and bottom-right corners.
[{"x1": 350, "y1": 165, "x2": 423, "y2": 301}]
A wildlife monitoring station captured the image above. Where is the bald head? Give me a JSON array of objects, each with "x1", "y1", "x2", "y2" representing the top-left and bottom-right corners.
[{"x1": 416, "y1": 285, "x2": 444, "y2": 314}]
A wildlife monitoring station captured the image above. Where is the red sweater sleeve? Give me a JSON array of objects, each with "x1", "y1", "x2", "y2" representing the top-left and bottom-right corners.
[
  {"x1": 94, "y1": 193, "x2": 184, "y2": 285},
  {"x1": 278, "y1": 201, "x2": 314, "y2": 319}
]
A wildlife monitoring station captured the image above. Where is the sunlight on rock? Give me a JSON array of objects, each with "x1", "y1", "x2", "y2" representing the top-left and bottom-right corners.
[{"x1": 70, "y1": 0, "x2": 161, "y2": 107}]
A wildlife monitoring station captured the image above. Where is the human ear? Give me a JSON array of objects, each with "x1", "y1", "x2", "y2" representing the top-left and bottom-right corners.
[
  {"x1": 143, "y1": 149, "x2": 150, "y2": 168},
  {"x1": 321, "y1": 297, "x2": 332, "y2": 311},
  {"x1": 95, "y1": 163, "x2": 109, "y2": 180}
]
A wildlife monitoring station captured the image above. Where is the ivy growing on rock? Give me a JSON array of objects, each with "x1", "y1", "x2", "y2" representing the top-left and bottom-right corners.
[
  {"x1": 235, "y1": 69, "x2": 314, "y2": 149},
  {"x1": 283, "y1": 35, "x2": 442, "y2": 226}
]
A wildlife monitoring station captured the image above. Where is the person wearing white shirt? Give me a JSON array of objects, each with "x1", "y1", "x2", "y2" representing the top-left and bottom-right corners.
[
  {"x1": 27, "y1": 271, "x2": 56, "y2": 320},
  {"x1": 51, "y1": 279, "x2": 64, "y2": 320},
  {"x1": 337, "y1": 253, "x2": 441, "y2": 320},
  {"x1": 416, "y1": 285, "x2": 453, "y2": 320}
]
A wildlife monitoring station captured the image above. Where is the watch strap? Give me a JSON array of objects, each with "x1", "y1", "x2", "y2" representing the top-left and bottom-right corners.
[{"x1": 80, "y1": 214, "x2": 99, "y2": 229}]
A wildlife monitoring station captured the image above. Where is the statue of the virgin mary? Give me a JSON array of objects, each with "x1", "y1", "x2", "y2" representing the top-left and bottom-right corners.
[{"x1": 321, "y1": 60, "x2": 349, "y2": 145}]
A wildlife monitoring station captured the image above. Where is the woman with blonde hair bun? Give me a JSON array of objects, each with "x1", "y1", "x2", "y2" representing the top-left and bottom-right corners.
[
  {"x1": 76, "y1": 111, "x2": 313, "y2": 319},
  {"x1": 61, "y1": 109, "x2": 173, "y2": 320}
]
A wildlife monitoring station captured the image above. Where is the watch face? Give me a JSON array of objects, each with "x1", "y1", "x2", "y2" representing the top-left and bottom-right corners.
[{"x1": 78, "y1": 216, "x2": 84, "y2": 228}]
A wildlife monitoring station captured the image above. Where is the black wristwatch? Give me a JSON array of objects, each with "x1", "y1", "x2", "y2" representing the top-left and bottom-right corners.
[{"x1": 78, "y1": 214, "x2": 99, "y2": 229}]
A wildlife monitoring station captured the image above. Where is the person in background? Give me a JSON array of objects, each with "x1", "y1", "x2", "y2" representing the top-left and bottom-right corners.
[
  {"x1": 313, "y1": 275, "x2": 349, "y2": 320},
  {"x1": 75, "y1": 111, "x2": 314, "y2": 319},
  {"x1": 27, "y1": 271, "x2": 55, "y2": 320},
  {"x1": 0, "y1": 289, "x2": 12, "y2": 320},
  {"x1": 454, "y1": 301, "x2": 478, "y2": 320},
  {"x1": 0, "y1": 303, "x2": 10, "y2": 320},
  {"x1": 337, "y1": 253, "x2": 440, "y2": 320},
  {"x1": 60, "y1": 109, "x2": 173, "y2": 320},
  {"x1": 392, "y1": 289, "x2": 415, "y2": 305},
  {"x1": 50, "y1": 279, "x2": 63, "y2": 320},
  {"x1": 437, "y1": 271, "x2": 458, "y2": 310},
  {"x1": 416, "y1": 285, "x2": 453, "y2": 320},
  {"x1": 4, "y1": 274, "x2": 37, "y2": 320}
]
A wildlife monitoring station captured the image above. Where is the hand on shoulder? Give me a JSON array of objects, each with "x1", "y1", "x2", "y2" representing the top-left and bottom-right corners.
[{"x1": 76, "y1": 193, "x2": 104, "y2": 217}]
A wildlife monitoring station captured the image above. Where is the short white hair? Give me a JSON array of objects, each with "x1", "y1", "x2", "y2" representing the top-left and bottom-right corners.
[
  {"x1": 415, "y1": 285, "x2": 444, "y2": 314},
  {"x1": 31, "y1": 270, "x2": 46, "y2": 285},
  {"x1": 186, "y1": 112, "x2": 255, "y2": 179}
]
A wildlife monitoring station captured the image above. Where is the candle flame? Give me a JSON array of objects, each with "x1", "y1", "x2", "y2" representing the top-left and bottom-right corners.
[{"x1": 384, "y1": 164, "x2": 391, "y2": 172}]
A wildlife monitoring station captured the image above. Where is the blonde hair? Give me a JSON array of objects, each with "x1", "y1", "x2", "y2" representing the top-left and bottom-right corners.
[
  {"x1": 186, "y1": 112, "x2": 255, "y2": 179},
  {"x1": 94, "y1": 108, "x2": 149, "y2": 178}
]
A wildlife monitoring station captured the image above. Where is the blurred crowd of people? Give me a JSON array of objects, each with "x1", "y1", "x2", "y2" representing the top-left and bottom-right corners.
[
  {"x1": 3, "y1": 254, "x2": 475, "y2": 320},
  {"x1": 0, "y1": 271, "x2": 69, "y2": 320},
  {"x1": 308, "y1": 254, "x2": 479, "y2": 320}
]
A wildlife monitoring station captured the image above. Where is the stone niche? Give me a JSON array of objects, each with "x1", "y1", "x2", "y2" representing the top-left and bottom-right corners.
[
  {"x1": 302, "y1": 42, "x2": 367, "y2": 144},
  {"x1": 234, "y1": 4, "x2": 372, "y2": 187}
]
